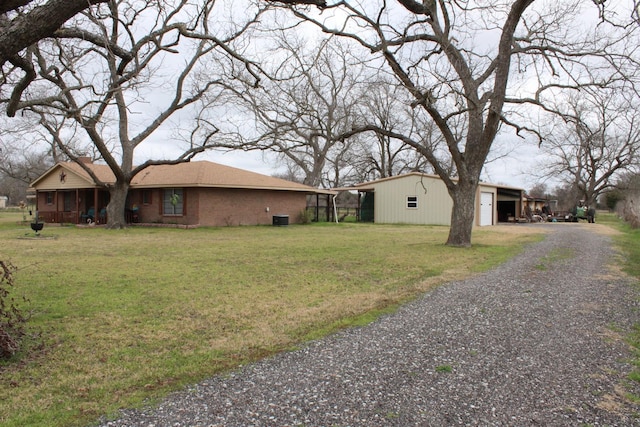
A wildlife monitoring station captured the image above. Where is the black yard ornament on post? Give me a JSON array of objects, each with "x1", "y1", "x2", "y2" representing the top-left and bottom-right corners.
[{"x1": 30, "y1": 211, "x2": 44, "y2": 236}]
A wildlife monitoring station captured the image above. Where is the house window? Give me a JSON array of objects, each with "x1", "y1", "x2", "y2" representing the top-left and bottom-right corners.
[
  {"x1": 46, "y1": 192, "x2": 54, "y2": 205},
  {"x1": 142, "y1": 190, "x2": 152, "y2": 205},
  {"x1": 63, "y1": 192, "x2": 74, "y2": 212},
  {"x1": 407, "y1": 196, "x2": 418, "y2": 209},
  {"x1": 163, "y1": 188, "x2": 183, "y2": 216}
]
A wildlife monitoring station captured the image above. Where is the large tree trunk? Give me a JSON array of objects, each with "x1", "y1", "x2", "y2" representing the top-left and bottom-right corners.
[
  {"x1": 106, "y1": 181, "x2": 129, "y2": 229},
  {"x1": 446, "y1": 179, "x2": 478, "y2": 248}
]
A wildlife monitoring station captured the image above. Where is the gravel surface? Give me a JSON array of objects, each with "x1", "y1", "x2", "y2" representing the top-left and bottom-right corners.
[{"x1": 99, "y1": 224, "x2": 640, "y2": 426}]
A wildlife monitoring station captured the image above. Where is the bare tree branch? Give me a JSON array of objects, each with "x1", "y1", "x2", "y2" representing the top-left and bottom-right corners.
[
  {"x1": 265, "y1": 0, "x2": 327, "y2": 8},
  {"x1": 3, "y1": 1, "x2": 267, "y2": 228},
  {"x1": 534, "y1": 89, "x2": 640, "y2": 206},
  {"x1": 268, "y1": 0, "x2": 639, "y2": 246},
  {"x1": 0, "y1": 0, "x2": 108, "y2": 64},
  {"x1": 218, "y1": 35, "x2": 365, "y2": 188}
]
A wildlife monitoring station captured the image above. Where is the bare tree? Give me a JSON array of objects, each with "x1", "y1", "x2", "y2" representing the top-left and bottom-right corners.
[
  {"x1": 0, "y1": 151, "x2": 52, "y2": 205},
  {"x1": 350, "y1": 80, "x2": 434, "y2": 182},
  {"x1": 551, "y1": 182, "x2": 582, "y2": 211},
  {"x1": 0, "y1": 0, "x2": 110, "y2": 112},
  {"x1": 1, "y1": 0, "x2": 267, "y2": 228},
  {"x1": 217, "y1": 35, "x2": 365, "y2": 188},
  {"x1": 527, "y1": 182, "x2": 548, "y2": 199},
  {"x1": 536, "y1": 89, "x2": 640, "y2": 207},
  {"x1": 0, "y1": 115, "x2": 64, "y2": 203},
  {"x1": 270, "y1": 0, "x2": 639, "y2": 246}
]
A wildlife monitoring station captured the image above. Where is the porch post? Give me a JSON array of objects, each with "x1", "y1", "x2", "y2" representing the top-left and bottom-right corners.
[
  {"x1": 76, "y1": 189, "x2": 80, "y2": 224},
  {"x1": 315, "y1": 194, "x2": 319, "y2": 222},
  {"x1": 55, "y1": 190, "x2": 59, "y2": 223},
  {"x1": 93, "y1": 188, "x2": 99, "y2": 222}
]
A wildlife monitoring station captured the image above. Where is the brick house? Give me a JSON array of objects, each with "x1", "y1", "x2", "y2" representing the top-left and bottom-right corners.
[{"x1": 29, "y1": 159, "x2": 334, "y2": 226}]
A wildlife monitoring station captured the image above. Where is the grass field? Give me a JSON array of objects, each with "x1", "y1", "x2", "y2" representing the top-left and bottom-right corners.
[
  {"x1": 597, "y1": 213, "x2": 640, "y2": 397},
  {"x1": 0, "y1": 210, "x2": 550, "y2": 426}
]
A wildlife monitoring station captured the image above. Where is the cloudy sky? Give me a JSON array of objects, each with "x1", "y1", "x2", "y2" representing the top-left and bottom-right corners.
[{"x1": 99, "y1": 0, "x2": 636, "y2": 195}]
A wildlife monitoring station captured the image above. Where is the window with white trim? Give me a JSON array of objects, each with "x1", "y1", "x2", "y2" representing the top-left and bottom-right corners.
[{"x1": 407, "y1": 195, "x2": 418, "y2": 209}]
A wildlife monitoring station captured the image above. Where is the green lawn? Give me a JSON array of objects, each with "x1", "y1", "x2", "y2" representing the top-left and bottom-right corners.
[
  {"x1": 598, "y1": 213, "x2": 640, "y2": 398},
  {"x1": 0, "y1": 211, "x2": 545, "y2": 427}
]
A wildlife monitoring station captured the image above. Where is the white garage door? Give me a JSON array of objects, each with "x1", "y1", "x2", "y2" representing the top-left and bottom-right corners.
[{"x1": 480, "y1": 192, "x2": 494, "y2": 226}]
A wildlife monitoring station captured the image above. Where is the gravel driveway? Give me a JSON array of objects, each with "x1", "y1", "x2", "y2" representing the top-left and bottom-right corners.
[{"x1": 100, "y1": 224, "x2": 640, "y2": 426}]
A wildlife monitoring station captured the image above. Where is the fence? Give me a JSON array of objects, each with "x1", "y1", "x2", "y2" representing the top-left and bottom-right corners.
[{"x1": 304, "y1": 206, "x2": 360, "y2": 223}]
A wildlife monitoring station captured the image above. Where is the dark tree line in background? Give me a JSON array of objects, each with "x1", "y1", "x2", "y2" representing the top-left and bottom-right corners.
[{"x1": 1, "y1": 0, "x2": 640, "y2": 244}]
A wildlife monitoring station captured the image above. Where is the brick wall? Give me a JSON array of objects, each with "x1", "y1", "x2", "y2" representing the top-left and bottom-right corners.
[
  {"x1": 197, "y1": 188, "x2": 306, "y2": 226},
  {"x1": 130, "y1": 188, "x2": 307, "y2": 226}
]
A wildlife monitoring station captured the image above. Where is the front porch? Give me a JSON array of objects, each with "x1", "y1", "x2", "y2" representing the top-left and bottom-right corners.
[{"x1": 35, "y1": 188, "x2": 110, "y2": 225}]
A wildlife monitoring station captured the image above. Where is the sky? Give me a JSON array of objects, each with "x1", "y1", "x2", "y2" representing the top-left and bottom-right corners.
[
  {"x1": 15, "y1": 0, "x2": 620, "y2": 196},
  {"x1": 131, "y1": 109, "x2": 552, "y2": 194},
  {"x1": 482, "y1": 143, "x2": 548, "y2": 191},
  {"x1": 129, "y1": 0, "x2": 593, "y2": 195}
]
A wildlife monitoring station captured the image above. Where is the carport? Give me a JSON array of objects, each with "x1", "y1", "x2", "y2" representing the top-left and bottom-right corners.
[{"x1": 497, "y1": 187, "x2": 524, "y2": 222}]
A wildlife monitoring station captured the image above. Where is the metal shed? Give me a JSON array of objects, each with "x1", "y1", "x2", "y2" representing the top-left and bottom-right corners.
[{"x1": 338, "y1": 173, "x2": 523, "y2": 227}]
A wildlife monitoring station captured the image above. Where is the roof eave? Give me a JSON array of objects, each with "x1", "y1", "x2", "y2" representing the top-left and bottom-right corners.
[{"x1": 130, "y1": 183, "x2": 336, "y2": 195}]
